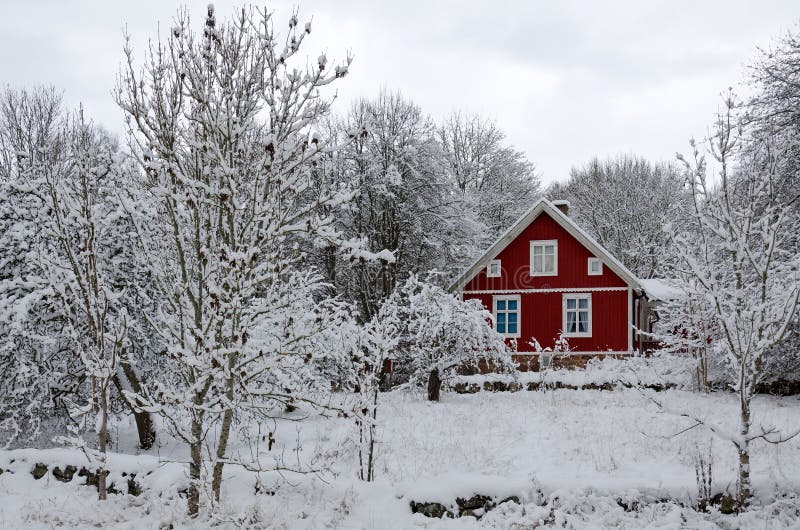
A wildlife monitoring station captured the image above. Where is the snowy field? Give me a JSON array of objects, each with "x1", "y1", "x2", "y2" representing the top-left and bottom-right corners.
[{"x1": 2, "y1": 388, "x2": 800, "y2": 528}]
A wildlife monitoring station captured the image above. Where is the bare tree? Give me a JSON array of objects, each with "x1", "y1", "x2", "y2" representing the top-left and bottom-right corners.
[
  {"x1": 319, "y1": 92, "x2": 466, "y2": 321},
  {"x1": 0, "y1": 86, "x2": 70, "y2": 445},
  {"x1": 665, "y1": 93, "x2": 800, "y2": 508},
  {"x1": 549, "y1": 154, "x2": 686, "y2": 279},
  {"x1": 116, "y1": 5, "x2": 359, "y2": 515},
  {"x1": 0, "y1": 87, "x2": 155, "y2": 449},
  {"x1": 38, "y1": 109, "x2": 130, "y2": 499},
  {"x1": 353, "y1": 310, "x2": 398, "y2": 482},
  {"x1": 746, "y1": 27, "x2": 800, "y2": 382},
  {"x1": 440, "y1": 111, "x2": 541, "y2": 247}
]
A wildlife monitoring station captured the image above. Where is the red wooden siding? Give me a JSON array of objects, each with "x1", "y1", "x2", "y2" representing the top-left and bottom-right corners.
[
  {"x1": 465, "y1": 291, "x2": 629, "y2": 352},
  {"x1": 460, "y1": 210, "x2": 632, "y2": 353}
]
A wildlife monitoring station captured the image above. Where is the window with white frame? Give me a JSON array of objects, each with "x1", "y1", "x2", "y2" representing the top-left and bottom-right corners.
[
  {"x1": 487, "y1": 259, "x2": 501, "y2": 278},
  {"x1": 493, "y1": 295, "x2": 520, "y2": 338},
  {"x1": 563, "y1": 294, "x2": 591, "y2": 337},
  {"x1": 587, "y1": 257, "x2": 602, "y2": 275},
  {"x1": 530, "y1": 240, "x2": 558, "y2": 276}
]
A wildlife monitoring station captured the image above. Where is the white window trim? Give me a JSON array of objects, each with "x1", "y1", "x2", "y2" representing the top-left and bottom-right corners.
[
  {"x1": 562, "y1": 293, "x2": 592, "y2": 338},
  {"x1": 530, "y1": 239, "x2": 558, "y2": 277},
  {"x1": 493, "y1": 294, "x2": 521, "y2": 339},
  {"x1": 486, "y1": 259, "x2": 502, "y2": 278},
  {"x1": 587, "y1": 257, "x2": 603, "y2": 276}
]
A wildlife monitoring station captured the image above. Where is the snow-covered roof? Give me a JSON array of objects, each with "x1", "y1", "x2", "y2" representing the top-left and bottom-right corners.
[
  {"x1": 640, "y1": 279, "x2": 685, "y2": 301},
  {"x1": 448, "y1": 198, "x2": 642, "y2": 292}
]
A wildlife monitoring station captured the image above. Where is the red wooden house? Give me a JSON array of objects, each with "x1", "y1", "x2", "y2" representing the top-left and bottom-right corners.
[{"x1": 449, "y1": 198, "x2": 655, "y2": 370}]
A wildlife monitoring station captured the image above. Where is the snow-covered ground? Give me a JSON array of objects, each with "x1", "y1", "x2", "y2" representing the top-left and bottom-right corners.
[{"x1": 2, "y1": 388, "x2": 800, "y2": 528}]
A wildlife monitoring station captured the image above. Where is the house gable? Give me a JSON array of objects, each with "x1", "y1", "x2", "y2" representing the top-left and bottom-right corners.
[
  {"x1": 463, "y1": 212, "x2": 628, "y2": 291},
  {"x1": 450, "y1": 199, "x2": 641, "y2": 293}
]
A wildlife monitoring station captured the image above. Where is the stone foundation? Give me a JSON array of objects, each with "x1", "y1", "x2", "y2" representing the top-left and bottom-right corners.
[{"x1": 410, "y1": 494, "x2": 521, "y2": 520}]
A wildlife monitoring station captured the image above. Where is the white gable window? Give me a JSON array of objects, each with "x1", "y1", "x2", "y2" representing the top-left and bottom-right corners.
[
  {"x1": 563, "y1": 294, "x2": 591, "y2": 337},
  {"x1": 587, "y1": 257, "x2": 602, "y2": 275},
  {"x1": 493, "y1": 295, "x2": 520, "y2": 338},
  {"x1": 487, "y1": 259, "x2": 502, "y2": 278},
  {"x1": 530, "y1": 240, "x2": 558, "y2": 276}
]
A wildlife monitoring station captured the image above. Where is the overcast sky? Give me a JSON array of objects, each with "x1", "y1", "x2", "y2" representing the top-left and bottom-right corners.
[{"x1": 1, "y1": 1, "x2": 797, "y2": 184}]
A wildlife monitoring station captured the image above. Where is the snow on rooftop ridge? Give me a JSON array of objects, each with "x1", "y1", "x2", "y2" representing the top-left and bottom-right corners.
[
  {"x1": 640, "y1": 278, "x2": 685, "y2": 301},
  {"x1": 446, "y1": 198, "x2": 548, "y2": 291}
]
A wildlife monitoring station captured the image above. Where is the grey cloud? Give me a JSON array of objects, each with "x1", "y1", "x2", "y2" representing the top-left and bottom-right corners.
[{"x1": 0, "y1": 0, "x2": 796, "y2": 183}]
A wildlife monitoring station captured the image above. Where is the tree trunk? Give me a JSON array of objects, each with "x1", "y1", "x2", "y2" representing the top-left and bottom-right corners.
[
  {"x1": 358, "y1": 418, "x2": 365, "y2": 481},
  {"x1": 97, "y1": 379, "x2": 109, "y2": 501},
  {"x1": 113, "y1": 359, "x2": 156, "y2": 449},
  {"x1": 367, "y1": 385, "x2": 379, "y2": 481},
  {"x1": 737, "y1": 444, "x2": 751, "y2": 509},
  {"x1": 212, "y1": 350, "x2": 237, "y2": 503},
  {"x1": 131, "y1": 406, "x2": 156, "y2": 449},
  {"x1": 211, "y1": 407, "x2": 234, "y2": 503},
  {"x1": 737, "y1": 400, "x2": 752, "y2": 509},
  {"x1": 427, "y1": 367, "x2": 441, "y2": 402},
  {"x1": 188, "y1": 415, "x2": 203, "y2": 517},
  {"x1": 694, "y1": 344, "x2": 710, "y2": 393},
  {"x1": 699, "y1": 353, "x2": 709, "y2": 392},
  {"x1": 366, "y1": 419, "x2": 375, "y2": 482}
]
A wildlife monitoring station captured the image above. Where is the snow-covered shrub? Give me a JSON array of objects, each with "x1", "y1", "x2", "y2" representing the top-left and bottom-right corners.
[
  {"x1": 530, "y1": 332, "x2": 571, "y2": 375},
  {"x1": 385, "y1": 275, "x2": 516, "y2": 401},
  {"x1": 454, "y1": 350, "x2": 698, "y2": 391}
]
